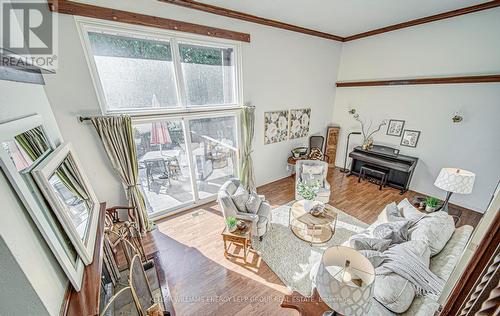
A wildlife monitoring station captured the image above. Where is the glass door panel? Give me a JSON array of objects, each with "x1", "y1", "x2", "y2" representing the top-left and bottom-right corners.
[
  {"x1": 133, "y1": 120, "x2": 194, "y2": 214},
  {"x1": 188, "y1": 116, "x2": 238, "y2": 200}
]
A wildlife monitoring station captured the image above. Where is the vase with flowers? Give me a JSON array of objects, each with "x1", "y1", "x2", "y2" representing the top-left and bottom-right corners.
[
  {"x1": 348, "y1": 108, "x2": 387, "y2": 150},
  {"x1": 297, "y1": 180, "x2": 320, "y2": 211}
]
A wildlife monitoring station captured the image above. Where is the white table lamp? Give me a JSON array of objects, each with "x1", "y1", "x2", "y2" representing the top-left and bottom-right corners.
[
  {"x1": 434, "y1": 168, "x2": 475, "y2": 213},
  {"x1": 315, "y1": 246, "x2": 375, "y2": 316}
]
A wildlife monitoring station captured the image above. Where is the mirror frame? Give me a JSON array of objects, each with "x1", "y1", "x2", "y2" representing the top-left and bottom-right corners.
[
  {"x1": 32, "y1": 142, "x2": 100, "y2": 265},
  {"x1": 0, "y1": 114, "x2": 85, "y2": 291}
]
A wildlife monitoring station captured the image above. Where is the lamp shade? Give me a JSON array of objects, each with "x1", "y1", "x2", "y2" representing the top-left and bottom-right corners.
[
  {"x1": 434, "y1": 168, "x2": 475, "y2": 194},
  {"x1": 315, "y1": 246, "x2": 375, "y2": 316}
]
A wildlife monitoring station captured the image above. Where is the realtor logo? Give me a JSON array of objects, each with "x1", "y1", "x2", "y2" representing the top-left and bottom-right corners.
[{"x1": 1, "y1": 0, "x2": 58, "y2": 71}]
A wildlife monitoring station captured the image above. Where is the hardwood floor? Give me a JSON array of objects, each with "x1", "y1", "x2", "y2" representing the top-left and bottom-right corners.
[{"x1": 143, "y1": 167, "x2": 482, "y2": 315}]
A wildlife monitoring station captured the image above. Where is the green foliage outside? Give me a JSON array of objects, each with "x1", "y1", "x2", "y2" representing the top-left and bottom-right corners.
[
  {"x1": 89, "y1": 32, "x2": 172, "y2": 61},
  {"x1": 88, "y1": 32, "x2": 232, "y2": 65}
]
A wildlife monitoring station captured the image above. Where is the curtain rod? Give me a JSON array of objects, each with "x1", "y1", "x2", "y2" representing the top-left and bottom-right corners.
[
  {"x1": 77, "y1": 107, "x2": 243, "y2": 123},
  {"x1": 78, "y1": 116, "x2": 92, "y2": 122}
]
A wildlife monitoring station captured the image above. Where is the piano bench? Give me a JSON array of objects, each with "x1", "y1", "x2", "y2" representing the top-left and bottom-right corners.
[{"x1": 358, "y1": 165, "x2": 389, "y2": 190}]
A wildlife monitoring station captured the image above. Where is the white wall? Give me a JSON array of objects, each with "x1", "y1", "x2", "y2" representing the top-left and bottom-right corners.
[
  {"x1": 332, "y1": 8, "x2": 500, "y2": 212},
  {"x1": 43, "y1": 0, "x2": 342, "y2": 206},
  {"x1": 0, "y1": 80, "x2": 67, "y2": 316}
]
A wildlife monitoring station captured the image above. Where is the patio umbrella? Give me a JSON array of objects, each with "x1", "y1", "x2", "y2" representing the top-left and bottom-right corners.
[{"x1": 150, "y1": 94, "x2": 171, "y2": 155}]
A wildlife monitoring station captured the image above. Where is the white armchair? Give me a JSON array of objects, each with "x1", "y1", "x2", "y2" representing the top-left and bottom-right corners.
[
  {"x1": 295, "y1": 160, "x2": 331, "y2": 203},
  {"x1": 218, "y1": 179, "x2": 271, "y2": 239}
]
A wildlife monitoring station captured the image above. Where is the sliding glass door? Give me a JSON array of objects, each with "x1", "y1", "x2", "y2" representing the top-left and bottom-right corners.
[
  {"x1": 188, "y1": 116, "x2": 238, "y2": 201},
  {"x1": 133, "y1": 114, "x2": 239, "y2": 216}
]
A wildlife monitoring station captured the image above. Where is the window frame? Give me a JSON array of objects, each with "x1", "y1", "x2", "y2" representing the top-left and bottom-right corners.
[{"x1": 76, "y1": 17, "x2": 243, "y2": 115}]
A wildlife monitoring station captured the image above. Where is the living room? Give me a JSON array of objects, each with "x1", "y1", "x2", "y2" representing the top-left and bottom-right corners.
[{"x1": 1, "y1": 0, "x2": 499, "y2": 315}]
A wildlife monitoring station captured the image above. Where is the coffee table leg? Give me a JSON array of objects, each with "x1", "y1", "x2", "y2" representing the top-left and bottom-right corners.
[{"x1": 224, "y1": 238, "x2": 228, "y2": 258}]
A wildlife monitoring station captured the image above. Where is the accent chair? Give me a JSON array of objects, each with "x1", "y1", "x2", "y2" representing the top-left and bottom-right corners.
[
  {"x1": 295, "y1": 160, "x2": 331, "y2": 203},
  {"x1": 218, "y1": 178, "x2": 271, "y2": 239}
]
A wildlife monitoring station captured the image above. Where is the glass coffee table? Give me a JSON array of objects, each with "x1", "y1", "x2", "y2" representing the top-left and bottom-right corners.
[{"x1": 289, "y1": 200, "x2": 337, "y2": 244}]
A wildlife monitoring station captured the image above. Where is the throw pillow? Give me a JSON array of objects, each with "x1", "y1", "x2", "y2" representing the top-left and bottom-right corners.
[
  {"x1": 374, "y1": 240, "x2": 431, "y2": 313},
  {"x1": 350, "y1": 237, "x2": 392, "y2": 252},
  {"x1": 308, "y1": 147, "x2": 324, "y2": 160},
  {"x1": 245, "y1": 192, "x2": 263, "y2": 214},
  {"x1": 410, "y1": 211, "x2": 455, "y2": 256},
  {"x1": 302, "y1": 164, "x2": 323, "y2": 175},
  {"x1": 373, "y1": 220, "x2": 411, "y2": 245},
  {"x1": 221, "y1": 180, "x2": 238, "y2": 195},
  {"x1": 231, "y1": 186, "x2": 249, "y2": 213},
  {"x1": 386, "y1": 202, "x2": 405, "y2": 222},
  {"x1": 302, "y1": 172, "x2": 323, "y2": 186},
  {"x1": 398, "y1": 198, "x2": 425, "y2": 221},
  {"x1": 359, "y1": 250, "x2": 385, "y2": 268}
]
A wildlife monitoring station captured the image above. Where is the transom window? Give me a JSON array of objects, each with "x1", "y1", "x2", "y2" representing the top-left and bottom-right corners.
[{"x1": 80, "y1": 21, "x2": 241, "y2": 114}]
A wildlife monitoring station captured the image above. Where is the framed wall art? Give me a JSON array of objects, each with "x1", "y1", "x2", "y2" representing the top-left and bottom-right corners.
[
  {"x1": 386, "y1": 119, "x2": 405, "y2": 137},
  {"x1": 264, "y1": 110, "x2": 289, "y2": 144},
  {"x1": 401, "y1": 130, "x2": 421, "y2": 147},
  {"x1": 289, "y1": 108, "x2": 311, "y2": 139}
]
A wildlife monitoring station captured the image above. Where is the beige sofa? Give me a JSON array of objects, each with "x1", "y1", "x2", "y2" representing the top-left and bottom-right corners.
[{"x1": 361, "y1": 204, "x2": 473, "y2": 315}]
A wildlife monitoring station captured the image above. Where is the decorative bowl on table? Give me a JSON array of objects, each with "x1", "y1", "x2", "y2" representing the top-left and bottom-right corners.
[
  {"x1": 236, "y1": 220, "x2": 247, "y2": 230},
  {"x1": 310, "y1": 203, "x2": 326, "y2": 217}
]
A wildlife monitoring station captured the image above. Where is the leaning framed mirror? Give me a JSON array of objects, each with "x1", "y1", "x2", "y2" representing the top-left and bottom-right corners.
[
  {"x1": 32, "y1": 142, "x2": 100, "y2": 265},
  {"x1": 0, "y1": 114, "x2": 85, "y2": 291}
]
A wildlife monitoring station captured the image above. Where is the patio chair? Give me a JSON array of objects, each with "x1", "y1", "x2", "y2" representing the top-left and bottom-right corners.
[{"x1": 144, "y1": 158, "x2": 170, "y2": 191}]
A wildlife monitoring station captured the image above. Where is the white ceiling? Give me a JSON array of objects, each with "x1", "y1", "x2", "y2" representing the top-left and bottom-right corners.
[{"x1": 198, "y1": 0, "x2": 486, "y2": 36}]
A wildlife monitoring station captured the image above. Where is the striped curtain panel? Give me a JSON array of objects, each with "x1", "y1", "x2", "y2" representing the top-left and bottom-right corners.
[
  {"x1": 239, "y1": 105, "x2": 256, "y2": 191},
  {"x1": 91, "y1": 116, "x2": 152, "y2": 234}
]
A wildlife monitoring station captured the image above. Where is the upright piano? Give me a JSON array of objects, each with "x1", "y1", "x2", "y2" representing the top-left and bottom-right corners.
[{"x1": 349, "y1": 145, "x2": 418, "y2": 194}]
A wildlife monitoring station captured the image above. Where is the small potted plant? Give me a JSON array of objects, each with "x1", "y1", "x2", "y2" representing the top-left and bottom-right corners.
[
  {"x1": 297, "y1": 180, "x2": 320, "y2": 211},
  {"x1": 226, "y1": 216, "x2": 237, "y2": 232},
  {"x1": 425, "y1": 196, "x2": 439, "y2": 212}
]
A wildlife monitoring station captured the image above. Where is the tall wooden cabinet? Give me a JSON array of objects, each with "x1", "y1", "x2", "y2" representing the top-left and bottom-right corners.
[{"x1": 325, "y1": 125, "x2": 340, "y2": 167}]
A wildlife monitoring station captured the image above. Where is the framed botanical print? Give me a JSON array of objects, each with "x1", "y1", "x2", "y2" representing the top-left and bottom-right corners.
[
  {"x1": 401, "y1": 130, "x2": 421, "y2": 147},
  {"x1": 289, "y1": 108, "x2": 311, "y2": 139},
  {"x1": 386, "y1": 119, "x2": 405, "y2": 137},
  {"x1": 264, "y1": 110, "x2": 289, "y2": 144}
]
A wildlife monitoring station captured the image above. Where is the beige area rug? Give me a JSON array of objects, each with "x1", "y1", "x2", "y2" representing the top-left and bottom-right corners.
[{"x1": 253, "y1": 202, "x2": 368, "y2": 296}]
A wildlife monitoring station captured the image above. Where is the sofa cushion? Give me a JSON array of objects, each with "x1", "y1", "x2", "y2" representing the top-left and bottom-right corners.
[
  {"x1": 245, "y1": 192, "x2": 263, "y2": 214},
  {"x1": 231, "y1": 186, "x2": 249, "y2": 212},
  {"x1": 374, "y1": 240, "x2": 431, "y2": 313},
  {"x1": 398, "y1": 198, "x2": 425, "y2": 221},
  {"x1": 410, "y1": 211, "x2": 455, "y2": 256},
  {"x1": 373, "y1": 220, "x2": 411, "y2": 245},
  {"x1": 350, "y1": 237, "x2": 392, "y2": 252}
]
